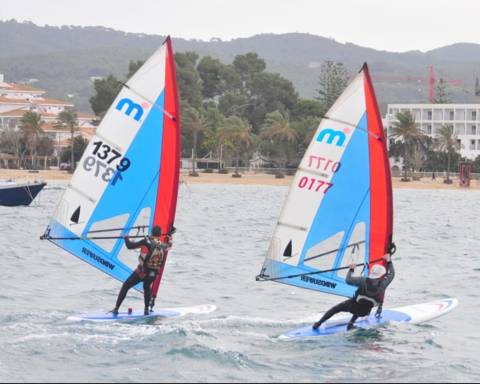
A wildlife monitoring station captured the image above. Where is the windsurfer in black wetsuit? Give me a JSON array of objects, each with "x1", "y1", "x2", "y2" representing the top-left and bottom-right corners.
[
  {"x1": 312, "y1": 253, "x2": 395, "y2": 331},
  {"x1": 110, "y1": 225, "x2": 173, "y2": 316}
]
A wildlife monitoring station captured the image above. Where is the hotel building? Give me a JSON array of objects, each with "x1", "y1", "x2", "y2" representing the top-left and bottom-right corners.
[{"x1": 385, "y1": 103, "x2": 480, "y2": 160}]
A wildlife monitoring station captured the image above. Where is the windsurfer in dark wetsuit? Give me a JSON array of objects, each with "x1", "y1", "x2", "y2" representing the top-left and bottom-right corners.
[
  {"x1": 312, "y1": 253, "x2": 395, "y2": 331},
  {"x1": 110, "y1": 225, "x2": 173, "y2": 316}
]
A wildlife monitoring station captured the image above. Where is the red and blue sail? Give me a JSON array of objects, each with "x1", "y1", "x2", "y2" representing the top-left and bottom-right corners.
[
  {"x1": 42, "y1": 37, "x2": 180, "y2": 296},
  {"x1": 258, "y1": 64, "x2": 392, "y2": 298}
]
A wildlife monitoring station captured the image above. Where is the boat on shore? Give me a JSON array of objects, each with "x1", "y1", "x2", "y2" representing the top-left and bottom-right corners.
[{"x1": 0, "y1": 180, "x2": 47, "y2": 206}]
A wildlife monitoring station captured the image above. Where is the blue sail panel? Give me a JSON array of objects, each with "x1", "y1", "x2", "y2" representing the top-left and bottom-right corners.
[
  {"x1": 45, "y1": 219, "x2": 133, "y2": 283},
  {"x1": 82, "y1": 91, "x2": 166, "y2": 262},
  {"x1": 297, "y1": 113, "x2": 370, "y2": 297},
  {"x1": 260, "y1": 109, "x2": 372, "y2": 298},
  {"x1": 44, "y1": 90, "x2": 166, "y2": 290}
]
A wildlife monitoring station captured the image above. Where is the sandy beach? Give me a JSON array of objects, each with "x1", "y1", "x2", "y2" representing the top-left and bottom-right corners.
[{"x1": 0, "y1": 168, "x2": 478, "y2": 190}]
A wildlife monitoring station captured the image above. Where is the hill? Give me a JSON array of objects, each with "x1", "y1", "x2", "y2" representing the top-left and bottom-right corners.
[{"x1": 1, "y1": 20, "x2": 479, "y2": 112}]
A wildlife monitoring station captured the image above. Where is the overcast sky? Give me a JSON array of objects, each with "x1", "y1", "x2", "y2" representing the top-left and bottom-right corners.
[{"x1": 2, "y1": 0, "x2": 479, "y2": 52}]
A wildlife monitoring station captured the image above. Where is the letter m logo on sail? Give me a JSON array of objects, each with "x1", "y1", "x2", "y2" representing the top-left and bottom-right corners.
[
  {"x1": 116, "y1": 98, "x2": 144, "y2": 122},
  {"x1": 316, "y1": 128, "x2": 346, "y2": 147}
]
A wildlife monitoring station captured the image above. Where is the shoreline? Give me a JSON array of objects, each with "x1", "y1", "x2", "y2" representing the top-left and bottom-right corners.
[{"x1": 0, "y1": 169, "x2": 478, "y2": 190}]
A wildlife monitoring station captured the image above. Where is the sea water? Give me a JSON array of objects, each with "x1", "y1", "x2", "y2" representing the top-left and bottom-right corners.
[{"x1": 0, "y1": 183, "x2": 478, "y2": 382}]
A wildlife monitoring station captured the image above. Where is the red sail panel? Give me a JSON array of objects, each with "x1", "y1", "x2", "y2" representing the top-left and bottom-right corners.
[
  {"x1": 151, "y1": 36, "x2": 181, "y2": 298},
  {"x1": 363, "y1": 64, "x2": 393, "y2": 269}
]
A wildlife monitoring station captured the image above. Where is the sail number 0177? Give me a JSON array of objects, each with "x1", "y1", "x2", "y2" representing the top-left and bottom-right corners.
[
  {"x1": 83, "y1": 140, "x2": 131, "y2": 186},
  {"x1": 298, "y1": 177, "x2": 333, "y2": 194}
]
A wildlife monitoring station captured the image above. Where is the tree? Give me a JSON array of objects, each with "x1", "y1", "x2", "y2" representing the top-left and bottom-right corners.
[
  {"x1": 260, "y1": 111, "x2": 298, "y2": 170},
  {"x1": 247, "y1": 72, "x2": 298, "y2": 130},
  {"x1": 89, "y1": 60, "x2": 146, "y2": 119},
  {"x1": 175, "y1": 52, "x2": 202, "y2": 108},
  {"x1": 89, "y1": 75, "x2": 122, "y2": 117},
  {"x1": 290, "y1": 117, "x2": 321, "y2": 156},
  {"x1": 233, "y1": 53, "x2": 266, "y2": 89},
  {"x1": 182, "y1": 107, "x2": 211, "y2": 176},
  {"x1": 20, "y1": 111, "x2": 44, "y2": 169},
  {"x1": 291, "y1": 99, "x2": 326, "y2": 121},
  {"x1": 127, "y1": 60, "x2": 144, "y2": 79},
  {"x1": 37, "y1": 137, "x2": 54, "y2": 157},
  {"x1": 436, "y1": 124, "x2": 461, "y2": 183},
  {"x1": 390, "y1": 111, "x2": 424, "y2": 180},
  {"x1": 197, "y1": 56, "x2": 225, "y2": 99},
  {"x1": 316, "y1": 61, "x2": 349, "y2": 111},
  {"x1": 218, "y1": 91, "x2": 251, "y2": 118},
  {"x1": 200, "y1": 105, "x2": 227, "y2": 160},
  {"x1": 472, "y1": 155, "x2": 480, "y2": 173},
  {"x1": 417, "y1": 135, "x2": 439, "y2": 172},
  {"x1": 433, "y1": 78, "x2": 451, "y2": 103},
  {"x1": 56, "y1": 109, "x2": 79, "y2": 171},
  {"x1": 220, "y1": 64, "x2": 242, "y2": 93},
  {"x1": 60, "y1": 135, "x2": 89, "y2": 164},
  {"x1": 217, "y1": 116, "x2": 255, "y2": 176},
  {"x1": 0, "y1": 127, "x2": 27, "y2": 168},
  {"x1": 409, "y1": 143, "x2": 427, "y2": 176}
]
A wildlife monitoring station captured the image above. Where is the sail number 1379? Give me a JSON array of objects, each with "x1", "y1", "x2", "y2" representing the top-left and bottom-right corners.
[
  {"x1": 82, "y1": 140, "x2": 131, "y2": 186},
  {"x1": 298, "y1": 176, "x2": 333, "y2": 194}
]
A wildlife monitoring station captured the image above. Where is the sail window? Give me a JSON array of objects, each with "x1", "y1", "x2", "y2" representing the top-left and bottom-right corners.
[
  {"x1": 88, "y1": 214, "x2": 130, "y2": 253},
  {"x1": 303, "y1": 231, "x2": 345, "y2": 271},
  {"x1": 117, "y1": 207, "x2": 151, "y2": 269},
  {"x1": 336, "y1": 222, "x2": 366, "y2": 279}
]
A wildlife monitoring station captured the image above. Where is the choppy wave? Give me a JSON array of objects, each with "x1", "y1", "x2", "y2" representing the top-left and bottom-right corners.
[{"x1": 0, "y1": 185, "x2": 479, "y2": 382}]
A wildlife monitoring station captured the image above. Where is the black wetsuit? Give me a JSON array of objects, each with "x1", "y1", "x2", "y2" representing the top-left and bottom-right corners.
[
  {"x1": 114, "y1": 237, "x2": 168, "y2": 312},
  {"x1": 315, "y1": 261, "x2": 395, "y2": 328}
]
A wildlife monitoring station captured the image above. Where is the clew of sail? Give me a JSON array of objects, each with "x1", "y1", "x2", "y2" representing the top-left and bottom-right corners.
[
  {"x1": 41, "y1": 37, "x2": 180, "y2": 295},
  {"x1": 257, "y1": 64, "x2": 392, "y2": 298}
]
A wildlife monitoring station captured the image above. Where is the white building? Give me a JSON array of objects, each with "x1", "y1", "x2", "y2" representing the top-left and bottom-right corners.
[
  {"x1": 0, "y1": 74, "x2": 96, "y2": 161},
  {"x1": 385, "y1": 103, "x2": 480, "y2": 160}
]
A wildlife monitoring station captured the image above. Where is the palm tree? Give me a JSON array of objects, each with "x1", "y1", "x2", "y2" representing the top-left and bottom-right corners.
[
  {"x1": 217, "y1": 116, "x2": 255, "y2": 177},
  {"x1": 390, "y1": 111, "x2": 424, "y2": 180},
  {"x1": 20, "y1": 111, "x2": 44, "y2": 169},
  {"x1": 436, "y1": 124, "x2": 461, "y2": 183},
  {"x1": 56, "y1": 109, "x2": 79, "y2": 172},
  {"x1": 182, "y1": 107, "x2": 211, "y2": 176},
  {"x1": 409, "y1": 143, "x2": 426, "y2": 179},
  {"x1": 260, "y1": 111, "x2": 298, "y2": 174}
]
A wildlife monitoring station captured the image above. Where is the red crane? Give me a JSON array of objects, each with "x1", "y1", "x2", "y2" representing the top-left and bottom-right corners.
[
  {"x1": 428, "y1": 65, "x2": 436, "y2": 103},
  {"x1": 372, "y1": 65, "x2": 463, "y2": 103}
]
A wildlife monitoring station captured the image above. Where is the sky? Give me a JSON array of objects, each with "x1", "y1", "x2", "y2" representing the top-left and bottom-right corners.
[{"x1": 1, "y1": 0, "x2": 479, "y2": 53}]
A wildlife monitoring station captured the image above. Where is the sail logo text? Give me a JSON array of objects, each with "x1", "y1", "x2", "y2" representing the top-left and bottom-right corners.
[
  {"x1": 82, "y1": 247, "x2": 115, "y2": 270},
  {"x1": 316, "y1": 128, "x2": 346, "y2": 147},
  {"x1": 301, "y1": 275, "x2": 337, "y2": 289},
  {"x1": 116, "y1": 98, "x2": 144, "y2": 122}
]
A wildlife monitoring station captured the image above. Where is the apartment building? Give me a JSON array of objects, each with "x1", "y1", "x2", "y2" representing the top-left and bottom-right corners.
[
  {"x1": 385, "y1": 103, "x2": 480, "y2": 160},
  {"x1": 0, "y1": 74, "x2": 96, "y2": 160}
]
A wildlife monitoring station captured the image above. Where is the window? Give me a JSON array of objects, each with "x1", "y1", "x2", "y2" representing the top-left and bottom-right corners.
[
  {"x1": 449, "y1": 111, "x2": 454, "y2": 120},
  {"x1": 473, "y1": 111, "x2": 477, "y2": 120},
  {"x1": 471, "y1": 125, "x2": 477, "y2": 135},
  {"x1": 427, "y1": 111, "x2": 432, "y2": 120},
  {"x1": 470, "y1": 139, "x2": 476, "y2": 150},
  {"x1": 426, "y1": 124, "x2": 432, "y2": 134}
]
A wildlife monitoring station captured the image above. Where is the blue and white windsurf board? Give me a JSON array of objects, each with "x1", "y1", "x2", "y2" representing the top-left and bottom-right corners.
[
  {"x1": 70, "y1": 304, "x2": 216, "y2": 322},
  {"x1": 280, "y1": 298, "x2": 458, "y2": 339}
]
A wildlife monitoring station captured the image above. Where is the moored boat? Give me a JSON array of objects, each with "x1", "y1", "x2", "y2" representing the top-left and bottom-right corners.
[{"x1": 0, "y1": 180, "x2": 47, "y2": 206}]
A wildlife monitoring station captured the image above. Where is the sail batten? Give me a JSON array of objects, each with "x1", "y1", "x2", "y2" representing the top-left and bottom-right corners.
[{"x1": 258, "y1": 64, "x2": 392, "y2": 299}]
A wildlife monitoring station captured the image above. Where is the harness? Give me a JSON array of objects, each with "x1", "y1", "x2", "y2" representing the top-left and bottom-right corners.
[
  {"x1": 143, "y1": 238, "x2": 166, "y2": 271},
  {"x1": 354, "y1": 278, "x2": 384, "y2": 308}
]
